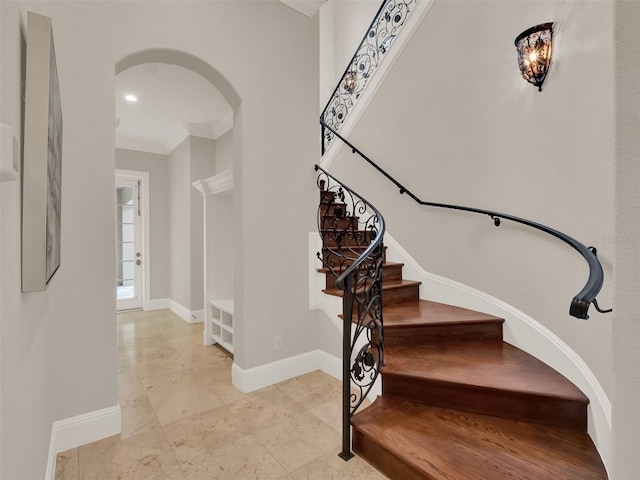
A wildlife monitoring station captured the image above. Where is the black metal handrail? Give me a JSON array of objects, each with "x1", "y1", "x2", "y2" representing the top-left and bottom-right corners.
[
  {"x1": 320, "y1": 119, "x2": 612, "y2": 320},
  {"x1": 315, "y1": 165, "x2": 385, "y2": 461}
]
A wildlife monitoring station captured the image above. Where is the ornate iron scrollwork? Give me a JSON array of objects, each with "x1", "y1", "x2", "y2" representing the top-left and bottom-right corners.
[
  {"x1": 321, "y1": 0, "x2": 417, "y2": 153},
  {"x1": 315, "y1": 165, "x2": 385, "y2": 460}
]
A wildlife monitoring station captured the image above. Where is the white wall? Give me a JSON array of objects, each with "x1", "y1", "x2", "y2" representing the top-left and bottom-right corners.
[
  {"x1": 214, "y1": 129, "x2": 234, "y2": 172},
  {"x1": 205, "y1": 131, "x2": 235, "y2": 302},
  {"x1": 168, "y1": 135, "x2": 216, "y2": 312},
  {"x1": 612, "y1": 1, "x2": 640, "y2": 477},
  {"x1": 206, "y1": 191, "x2": 234, "y2": 301},
  {"x1": 189, "y1": 136, "x2": 215, "y2": 310},
  {"x1": 1, "y1": 1, "x2": 320, "y2": 476},
  {"x1": 2, "y1": 2, "x2": 118, "y2": 478},
  {"x1": 169, "y1": 137, "x2": 192, "y2": 310},
  {"x1": 116, "y1": 139, "x2": 216, "y2": 311},
  {"x1": 330, "y1": 0, "x2": 615, "y2": 398},
  {"x1": 319, "y1": 0, "x2": 382, "y2": 109},
  {"x1": 115, "y1": 148, "x2": 171, "y2": 301}
]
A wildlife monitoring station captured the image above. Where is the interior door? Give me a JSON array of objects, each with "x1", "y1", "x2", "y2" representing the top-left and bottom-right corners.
[{"x1": 116, "y1": 178, "x2": 142, "y2": 310}]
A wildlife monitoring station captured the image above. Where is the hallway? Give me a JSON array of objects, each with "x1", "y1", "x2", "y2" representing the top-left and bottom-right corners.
[{"x1": 54, "y1": 309, "x2": 385, "y2": 479}]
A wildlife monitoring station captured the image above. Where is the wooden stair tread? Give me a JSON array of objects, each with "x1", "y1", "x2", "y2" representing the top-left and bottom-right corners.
[
  {"x1": 383, "y1": 340, "x2": 588, "y2": 404},
  {"x1": 322, "y1": 244, "x2": 386, "y2": 251},
  {"x1": 352, "y1": 397, "x2": 607, "y2": 480},
  {"x1": 382, "y1": 299, "x2": 504, "y2": 328},
  {"x1": 323, "y1": 279, "x2": 421, "y2": 297}
]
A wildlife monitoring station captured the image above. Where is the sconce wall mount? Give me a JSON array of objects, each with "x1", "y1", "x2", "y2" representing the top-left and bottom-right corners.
[{"x1": 515, "y1": 22, "x2": 553, "y2": 92}]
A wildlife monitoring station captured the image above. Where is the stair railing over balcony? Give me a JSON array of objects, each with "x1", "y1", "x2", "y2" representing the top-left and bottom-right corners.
[
  {"x1": 315, "y1": 165, "x2": 385, "y2": 461},
  {"x1": 320, "y1": 120, "x2": 613, "y2": 321},
  {"x1": 321, "y1": 0, "x2": 418, "y2": 155}
]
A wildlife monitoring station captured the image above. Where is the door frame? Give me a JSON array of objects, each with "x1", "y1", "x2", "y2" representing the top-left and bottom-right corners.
[{"x1": 116, "y1": 169, "x2": 150, "y2": 310}]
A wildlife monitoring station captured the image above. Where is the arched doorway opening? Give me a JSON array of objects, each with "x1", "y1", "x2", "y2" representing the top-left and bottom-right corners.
[{"x1": 113, "y1": 50, "x2": 241, "y2": 356}]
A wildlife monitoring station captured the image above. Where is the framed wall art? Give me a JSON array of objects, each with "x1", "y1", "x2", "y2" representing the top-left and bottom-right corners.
[{"x1": 22, "y1": 12, "x2": 62, "y2": 292}]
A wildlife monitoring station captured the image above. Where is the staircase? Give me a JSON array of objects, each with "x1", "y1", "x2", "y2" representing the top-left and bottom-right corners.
[{"x1": 317, "y1": 182, "x2": 608, "y2": 479}]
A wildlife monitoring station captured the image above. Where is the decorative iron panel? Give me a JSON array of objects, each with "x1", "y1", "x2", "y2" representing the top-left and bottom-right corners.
[
  {"x1": 321, "y1": 0, "x2": 417, "y2": 153},
  {"x1": 315, "y1": 166, "x2": 385, "y2": 459}
]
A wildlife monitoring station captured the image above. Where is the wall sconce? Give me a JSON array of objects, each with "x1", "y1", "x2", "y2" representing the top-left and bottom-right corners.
[
  {"x1": 515, "y1": 22, "x2": 553, "y2": 92},
  {"x1": 343, "y1": 70, "x2": 358, "y2": 94}
]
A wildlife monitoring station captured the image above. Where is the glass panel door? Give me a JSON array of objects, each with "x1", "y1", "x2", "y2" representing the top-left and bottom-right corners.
[{"x1": 116, "y1": 179, "x2": 142, "y2": 310}]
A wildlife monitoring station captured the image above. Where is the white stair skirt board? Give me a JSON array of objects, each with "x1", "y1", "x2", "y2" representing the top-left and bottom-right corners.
[
  {"x1": 232, "y1": 350, "x2": 341, "y2": 394},
  {"x1": 44, "y1": 404, "x2": 121, "y2": 480},
  {"x1": 168, "y1": 299, "x2": 204, "y2": 324},
  {"x1": 308, "y1": 230, "x2": 611, "y2": 471}
]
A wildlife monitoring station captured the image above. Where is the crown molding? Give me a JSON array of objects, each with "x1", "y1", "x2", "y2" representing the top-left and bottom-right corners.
[
  {"x1": 193, "y1": 165, "x2": 233, "y2": 196},
  {"x1": 279, "y1": 0, "x2": 326, "y2": 17}
]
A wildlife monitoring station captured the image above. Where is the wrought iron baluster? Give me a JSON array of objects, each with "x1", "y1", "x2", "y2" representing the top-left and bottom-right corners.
[
  {"x1": 315, "y1": 166, "x2": 385, "y2": 460},
  {"x1": 320, "y1": 0, "x2": 418, "y2": 153}
]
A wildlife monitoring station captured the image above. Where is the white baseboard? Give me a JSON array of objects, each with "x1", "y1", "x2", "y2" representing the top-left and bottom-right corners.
[
  {"x1": 232, "y1": 350, "x2": 341, "y2": 393},
  {"x1": 146, "y1": 298, "x2": 169, "y2": 311},
  {"x1": 169, "y1": 299, "x2": 190, "y2": 322},
  {"x1": 167, "y1": 300, "x2": 203, "y2": 324},
  {"x1": 44, "y1": 404, "x2": 121, "y2": 480},
  {"x1": 146, "y1": 299, "x2": 202, "y2": 324},
  {"x1": 190, "y1": 309, "x2": 205, "y2": 324}
]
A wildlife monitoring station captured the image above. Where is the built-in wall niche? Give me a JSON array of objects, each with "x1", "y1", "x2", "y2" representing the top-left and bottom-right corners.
[{"x1": 193, "y1": 166, "x2": 234, "y2": 353}]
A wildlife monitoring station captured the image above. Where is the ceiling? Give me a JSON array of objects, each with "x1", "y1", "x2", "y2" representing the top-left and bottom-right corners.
[{"x1": 115, "y1": 63, "x2": 233, "y2": 155}]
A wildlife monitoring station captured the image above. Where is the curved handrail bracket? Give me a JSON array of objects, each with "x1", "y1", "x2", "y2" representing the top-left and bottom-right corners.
[{"x1": 319, "y1": 120, "x2": 612, "y2": 320}]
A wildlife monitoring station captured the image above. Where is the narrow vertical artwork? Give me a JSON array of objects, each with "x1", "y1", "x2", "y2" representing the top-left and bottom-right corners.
[
  {"x1": 22, "y1": 12, "x2": 62, "y2": 292},
  {"x1": 46, "y1": 32, "x2": 62, "y2": 282}
]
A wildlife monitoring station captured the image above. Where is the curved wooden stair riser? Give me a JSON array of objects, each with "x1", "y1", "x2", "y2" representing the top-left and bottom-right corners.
[
  {"x1": 324, "y1": 280, "x2": 421, "y2": 306},
  {"x1": 319, "y1": 262, "x2": 404, "y2": 289}
]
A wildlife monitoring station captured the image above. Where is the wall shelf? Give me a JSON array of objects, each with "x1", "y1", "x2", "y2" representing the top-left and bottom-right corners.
[
  {"x1": 209, "y1": 299, "x2": 233, "y2": 353},
  {"x1": 193, "y1": 165, "x2": 233, "y2": 197}
]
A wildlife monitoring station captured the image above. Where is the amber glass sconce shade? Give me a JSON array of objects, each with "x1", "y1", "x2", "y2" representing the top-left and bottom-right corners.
[
  {"x1": 343, "y1": 70, "x2": 358, "y2": 93},
  {"x1": 515, "y1": 22, "x2": 553, "y2": 92}
]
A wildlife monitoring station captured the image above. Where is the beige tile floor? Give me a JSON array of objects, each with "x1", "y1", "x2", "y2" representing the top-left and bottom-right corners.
[{"x1": 55, "y1": 309, "x2": 387, "y2": 480}]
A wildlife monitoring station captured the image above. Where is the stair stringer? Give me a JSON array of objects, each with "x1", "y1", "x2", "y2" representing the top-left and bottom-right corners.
[{"x1": 383, "y1": 233, "x2": 611, "y2": 474}]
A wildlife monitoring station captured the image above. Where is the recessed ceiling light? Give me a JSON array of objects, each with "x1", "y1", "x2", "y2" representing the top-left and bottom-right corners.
[{"x1": 125, "y1": 94, "x2": 138, "y2": 102}]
